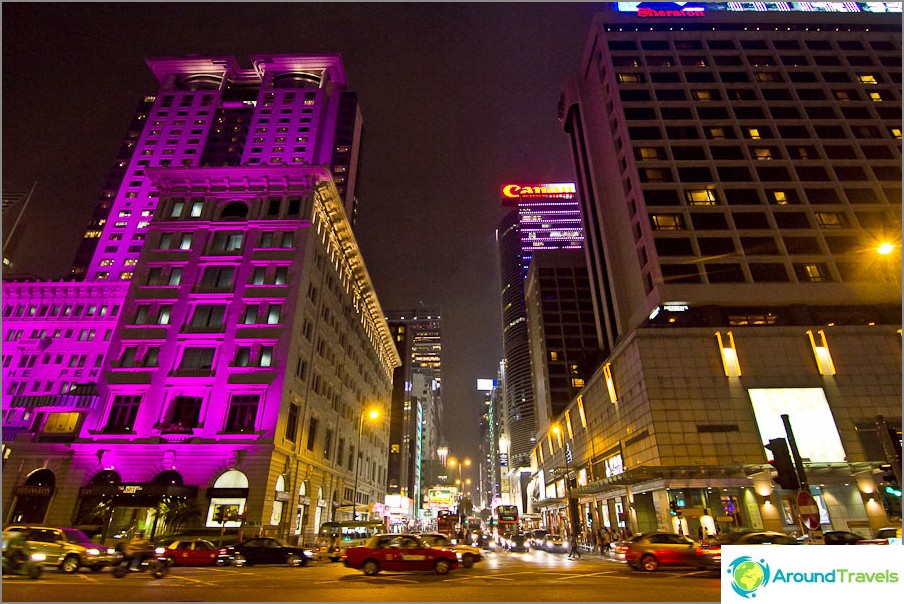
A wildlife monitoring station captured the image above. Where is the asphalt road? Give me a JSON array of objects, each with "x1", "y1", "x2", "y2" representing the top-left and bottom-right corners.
[{"x1": 1, "y1": 548, "x2": 720, "y2": 602}]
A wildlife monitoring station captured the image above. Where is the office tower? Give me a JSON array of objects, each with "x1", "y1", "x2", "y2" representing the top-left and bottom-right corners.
[
  {"x1": 1, "y1": 56, "x2": 397, "y2": 547},
  {"x1": 496, "y1": 182, "x2": 584, "y2": 510},
  {"x1": 385, "y1": 309, "x2": 444, "y2": 520},
  {"x1": 71, "y1": 54, "x2": 364, "y2": 281},
  {"x1": 524, "y1": 249, "x2": 601, "y2": 436},
  {"x1": 531, "y1": 3, "x2": 901, "y2": 542},
  {"x1": 2, "y1": 185, "x2": 36, "y2": 270}
]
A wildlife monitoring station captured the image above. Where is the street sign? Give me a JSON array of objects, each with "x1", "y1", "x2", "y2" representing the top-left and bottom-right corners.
[
  {"x1": 797, "y1": 490, "x2": 820, "y2": 529},
  {"x1": 565, "y1": 443, "x2": 573, "y2": 463}
]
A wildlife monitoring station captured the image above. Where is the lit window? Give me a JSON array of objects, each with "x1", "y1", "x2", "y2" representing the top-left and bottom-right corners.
[
  {"x1": 99, "y1": 259, "x2": 114, "y2": 267},
  {"x1": 707, "y1": 126, "x2": 728, "y2": 139},
  {"x1": 123, "y1": 258, "x2": 138, "y2": 266},
  {"x1": 858, "y1": 74, "x2": 878, "y2": 85},
  {"x1": 651, "y1": 214, "x2": 684, "y2": 230},
  {"x1": 803, "y1": 264, "x2": 826, "y2": 282},
  {"x1": 549, "y1": 351, "x2": 559, "y2": 361},
  {"x1": 685, "y1": 189, "x2": 717, "y2": 205},
  {"x1": 119, "y1": 271, "x2": 133, "y2": 281},
  {"x1": 772, "y1": 191, "x2": 789, "y2": 205},
  {"x1": 815, "y1": 212, "x2": 845, "y2": 228},
  {"x1": 617, "y1": 73, "x2": 641, "y2": 83},
  {"x1": 869, "y1": 92, "x2": 883, "y2": 102},
  {"x1": 890, "y1": 128, "x2": 902, "y2": 140},
  {"x1": 638, "y1": 147, "x2": 662, "y2": 160},
  {"x1": 171, "y1": 202, "x2": 184, "y2": 218},
  {"x1": 190, "y1": 201, "x2": 203, "y2": 217},
  {"x1": 748, "y1": 128, "x2": 762, "y2": 140},
  {"x1": 571, "y1": 378, "x2": 585, "y2": 388},
  {"x1": 754, "y1": 148, "x2": 773, "y2": 160},
  {"x1": 692, "y1": 89, "x2": 714, "y2": 100}
]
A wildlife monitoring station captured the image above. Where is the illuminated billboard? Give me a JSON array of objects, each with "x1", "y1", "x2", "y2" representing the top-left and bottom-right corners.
[
  {"x1": 501, "y1": 182, "x2": 576, "y2": 199},
  {"x1": 747, "y1": 388, "x2": 846, "y2": 462},
  {"x1": 425, "y1": 486, "x2": 458, "y2": 509},
  {"x1": 615, "y1": 2, "x2": 901, "y2": 13},
  {"x1": 477, "y1": 379, "x2": 496, "y2": 391}
]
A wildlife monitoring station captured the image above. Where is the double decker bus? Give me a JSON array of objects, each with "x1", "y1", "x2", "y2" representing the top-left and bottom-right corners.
[
  {"x1": 313, "y1": 520, "x2": 384, "y2": 561},
  {"x1": 436, "y1": 510, "x2": 456, "y2": 536},
  {"x1": 495, "y1": 505, "x2": 519, "y2": 535}
]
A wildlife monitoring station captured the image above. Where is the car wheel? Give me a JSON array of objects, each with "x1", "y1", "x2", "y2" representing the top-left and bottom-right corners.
[
  {"x1": 435, "y1": 559, "x2": 450, "y2": 575},
  {"x1": 90, "y1": 564, "x2": 105, "y2": 572},
  {"x1": 166, "y1": 556, "x2": 176, "y2": 567},
  {"x1": 462, "y1": 554, "x2": 474, "y2": 569},
  {"x1": 640, "y1": 554, "x2": 659, "y2": 572},
  {"x1": 363, "y1": 559, "x2": 380, "y2": 576},
  {"x1": 287, "y1": 553, "x2": 303, "y2": 567},
  {"x1": 60, "y1": 554, "x2": 81, "y2": 574},
  {"x1": 27, "y1": 563, "x2": 43, "y2": 580}
]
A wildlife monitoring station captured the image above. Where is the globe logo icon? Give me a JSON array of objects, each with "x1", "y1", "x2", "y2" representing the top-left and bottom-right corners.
[{"x1": 727, "y1": 556, "x2": 770, "y2": 598}]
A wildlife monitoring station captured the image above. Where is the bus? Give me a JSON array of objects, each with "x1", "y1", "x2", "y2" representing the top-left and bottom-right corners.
[
  {"x1": 495, "y1": 505, "x2": 519, "y2": 535},
  {"x1": 436, "y1": 510, "x2": 456, "y2": 536},
  {"x1": 314, "y1": 520, "x2": 384, "y2": 562}
]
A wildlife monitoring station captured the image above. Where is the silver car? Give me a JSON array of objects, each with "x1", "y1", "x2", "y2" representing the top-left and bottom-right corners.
[{"x1": 5, "y1": 525, "x2": 115, "y2": 573}]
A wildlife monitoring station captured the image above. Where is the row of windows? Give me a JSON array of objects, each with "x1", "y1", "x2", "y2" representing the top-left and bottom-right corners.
[
  {"x1": 634, "y1": 142, "x2": 899, "y2": 163},
  {"x1": 647, "y1": 210, "x2": 895, "y2": 231},
  {"x1": 616, "y1": 70, "x2": 898, "y2": 86},
  {"x1": 641, "y1": 185, "x2": 900, "y2": 208},
  {"x1": 152, "y1": 230, "x2": 297, "y2": 252},
  {"x1": 127, "y1": 301, "x2": 284, "y2": 327},
  {"x1": 3, "y1": 352, "x2": 104, "y2": 370},
  {"x1": 4, "y1": 328, "x2": 110, "y2": 342},
  {"x1": 627, "y1": 123, "x2": 900, "y2": 142},
  {"x1": 2, "y1": 303, "x2": 120, "y2": 320},
  {"x1": 618, "y1": 85, "x2": 898, "y2": 103},
  {"x1": 656, "y1": 259, "x2": 885, "y2": 285},
  {"x1": 612, "y1": 50, "x2": 900, "y2": 68},
  {"x1": 624, "y1": 102, "x2": 901, "y2": 122},
  {"x1": 165, "y1": 196, "x2": 306, "y2": 221},
  {"x1": 636, "y1": 163, "x2": 902, "y2": 185},
  {"x1": 608, "y1": 37, "x2": 898, "y2": 52},
  {"x1": 653, "y1": 233, "x2": 884, "y2": 258}
]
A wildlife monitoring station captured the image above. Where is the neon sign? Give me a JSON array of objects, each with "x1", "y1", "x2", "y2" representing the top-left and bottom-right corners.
[
  {"x1": 615, "y1": 2, "x2": 901, "y2": 14},
  {"x1": 638, "y1": 7, "x2": 704, "y2": 17},
  {"x1": 501, "y1": 182, "x2": 576, "y2": 198}
]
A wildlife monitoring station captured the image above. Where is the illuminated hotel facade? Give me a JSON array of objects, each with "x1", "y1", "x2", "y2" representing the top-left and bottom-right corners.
[
  {"x1": 530, "y1": 3, "x2": 902, "y2": 540},
  {"x1": 1, "y1": 55, "x2": 399, "y2": 547},
  {"x1": 496, "y1": 183, "x2": 585, "y2": 513}
]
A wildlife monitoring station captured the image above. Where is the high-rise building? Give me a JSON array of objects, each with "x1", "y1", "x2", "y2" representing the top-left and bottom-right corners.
[
  {"x1": 70, "y1": 54, "x2": 364, "y2": 281},
  {"x1": 385, "y1": 309, "x2": 444, "y2": 519},
  {"x1": 496, "y1": 182, "x2": 584, "y2": 511},
  {"x1": 2, "y1": 185, "x2": 37, "y2": 270},
  {"x1": 1, "y1": 56, "x2": 397, "y2": 548},
  {"x1": 531, "y1": 3, "x2": 901, "y2": 540}
]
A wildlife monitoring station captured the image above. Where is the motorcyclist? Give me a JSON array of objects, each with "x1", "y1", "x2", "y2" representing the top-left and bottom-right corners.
[
  {"x1": 2, "y1": 530, "x2": 31, "y2": 572},
  {"x1": 123, "y1": 531, "x2": 152, "y2": 570}
]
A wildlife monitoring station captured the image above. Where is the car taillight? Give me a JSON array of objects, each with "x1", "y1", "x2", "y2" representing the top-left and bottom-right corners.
[{"x1": 219, "y1": 549, "x2": 227, "y2": 555}]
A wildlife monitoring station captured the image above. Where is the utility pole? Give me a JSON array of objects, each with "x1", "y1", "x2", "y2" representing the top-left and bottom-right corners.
[{"x1": 781, "y1": 414, "x2": 824, "y2": 544}]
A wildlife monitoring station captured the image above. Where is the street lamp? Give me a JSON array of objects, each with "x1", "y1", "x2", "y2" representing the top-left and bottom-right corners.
[
  {"x1": 448, "y1": 457, "x2": 471, "y2": 521},
  {"x1": 354, "y1": 407, "x2": 381, "y2": 521}
]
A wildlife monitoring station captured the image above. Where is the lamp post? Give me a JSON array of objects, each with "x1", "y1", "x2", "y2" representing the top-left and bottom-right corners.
[
  {"x1": 448, "y1": 457, "x2": 471, "y2": 522},
  {"x1": 354, "y1": 407, "x2": 380, "y2": 521}
]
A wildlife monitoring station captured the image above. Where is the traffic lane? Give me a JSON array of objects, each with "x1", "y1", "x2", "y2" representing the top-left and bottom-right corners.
[{"x1": 1, "y1": 555, "x2": 720, "y2": 602}]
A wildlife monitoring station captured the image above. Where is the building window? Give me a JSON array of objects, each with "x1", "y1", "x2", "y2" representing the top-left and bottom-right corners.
[
  {"x1": 242, "y1": 305, "x2": 259, "y2": 325},
  {"x1": 685, "y1": 189, "x2": 717, "y2": 206},
  {"x1": 104, "y1": 395, "x2": 141, "y2": 433},
  {"x1": 178, "y1": 347, "x2": 215, "y2": 370},
  {"x1": 259, "y1": 346, "x2": 273, "y2": 367},
  {"x1": 324, "y1": 429, "x2": 334, "y2": 460},
  {"x1": 266, "y1": 305, "x2": 282, "y2": 325},
  {"x1": 211, "y1": 231, "x2": 243, "y2": 252},
  {"x1": 285, "y1": 403, "x2": 299, "y2": 442},
  {"x1": 224, "y1": 394, "x2": 259, "y2": 433},
  {"x1": 815, "y1": 212, "x2": 846, "y2": 229},
  {"x1": 200, "y1": 266, "x2": 234, "y2": 289},
  {"x1": 166, "y1": 395, "x2": 202, "y2": 429},
  {"x1": 306, "y1": 417, "x2": 319, "y2": 451},
  {"x1": 857, "y1": 74, "x2": 878, "y2": 85},
  {"x1": 189, "y1": 305, "x2": 226, "y2": 329},
  {"x1": 650, "y1": 214, "x2": 684, "y2": 231}
]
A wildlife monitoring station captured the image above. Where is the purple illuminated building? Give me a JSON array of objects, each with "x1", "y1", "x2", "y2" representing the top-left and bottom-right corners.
[
  {"x1": 2, "y1": 55, "x2": 398, "y2": 548},
  {"x1": 495, "y1": 183, "x2": 585, "y2": 511}
]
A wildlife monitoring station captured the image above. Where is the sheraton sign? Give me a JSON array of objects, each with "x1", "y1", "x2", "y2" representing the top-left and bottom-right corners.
[{"x1": 637, "y1": 8, "x2": 704, "y2": 17}]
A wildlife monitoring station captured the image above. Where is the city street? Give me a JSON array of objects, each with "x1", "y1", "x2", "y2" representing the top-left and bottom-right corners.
[{"x1": 1, "y1": 549, "x2": 720, "y2": 602}]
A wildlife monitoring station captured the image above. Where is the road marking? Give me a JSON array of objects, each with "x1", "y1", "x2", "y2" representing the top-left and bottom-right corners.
[
  {"x1": 170, "y1": 575, "x2": 218, "y2": 587},
  {"x1": 76, "y1": 573, "x2": 100, "y2": 583}
]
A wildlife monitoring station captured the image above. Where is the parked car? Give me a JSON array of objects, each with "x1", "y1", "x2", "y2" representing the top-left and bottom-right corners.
[
  {"x1": 797, "y1": 530, "x2": 866, "y2": 545},
  {"x1": 343, "y1": 533, "x2": 459, "y2": 575},
  {"x1": 543, "y1": 534, "x2": 569, "y2": 554},
  {"x1": 616, "y1": 531, "x2": 717, "y2": 572},
  {"x1": 217, "y1": 537, "x2": 307, "y2": 567},
  {"x1": 4, "y1": 525, "x2": 114, "y2": 573},
  {"x1": 419, "y1": 532, "x2": 482, "y2": 568},
  {"x1": 157, "y1": 538, "x2": 219, "y2": 566}
]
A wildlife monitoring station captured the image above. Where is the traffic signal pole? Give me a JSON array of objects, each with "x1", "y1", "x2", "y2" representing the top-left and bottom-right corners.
[{"x1": 781, "y1": 414, "x2": 824, "y2": 544}]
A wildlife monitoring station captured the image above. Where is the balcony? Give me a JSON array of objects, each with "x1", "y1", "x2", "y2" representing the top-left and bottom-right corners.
[
  {"x1": 191, "y1": 285, "x2": 235, "y2": 294},
  {"x1": 120, "y1": 326, "x2": 168, "y2": 340},
  {"x1": 181, "y1": 325, "x2": 225, "y2": 334},
  {"x1": 169, "y1": 368, "x2": 215, "y2": 378}
]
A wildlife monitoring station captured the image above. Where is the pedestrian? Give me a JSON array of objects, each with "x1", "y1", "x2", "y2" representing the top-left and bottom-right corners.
[
  {"x1": 602, "y1": 529, "x2": 611, "y2": 555},
  {"x1": 567, "y1": 530, "x2": 581, "y2": 559}
]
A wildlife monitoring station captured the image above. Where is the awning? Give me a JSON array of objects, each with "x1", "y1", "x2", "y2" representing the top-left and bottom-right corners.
[{"x1": 10, "y1": 385, "x2": 99, "y2": 410}]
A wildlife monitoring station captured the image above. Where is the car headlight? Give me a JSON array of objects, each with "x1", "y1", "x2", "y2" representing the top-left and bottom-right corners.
[
  {"x1": 107, "y1": 548, "x2": 117, "y2": 555},
  {"x1": 31, "y1": 553, "x2": 46, "y2": 562},
  {"x1": 155, "y1": 547, "x2": 166, "y2": 555},
  {"x1": 86, "y1": 548, "x2": 101, "y2": 556}
]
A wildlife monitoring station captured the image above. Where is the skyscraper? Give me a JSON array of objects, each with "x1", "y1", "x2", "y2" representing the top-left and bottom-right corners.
[
  {"x1": 496, "y1": 182, "x2": 584, "y2": 511},
  {"x1": 385, "y1": 308, "x2": 444, "y2": 520},
  {"x1": 531, "y1": 3, "x2": 901, "y2": 541}
]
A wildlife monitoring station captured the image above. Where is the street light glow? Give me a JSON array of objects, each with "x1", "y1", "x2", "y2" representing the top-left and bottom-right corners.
[{"x1": 877, "y1": 242, "x2": 895, "y2": 255}]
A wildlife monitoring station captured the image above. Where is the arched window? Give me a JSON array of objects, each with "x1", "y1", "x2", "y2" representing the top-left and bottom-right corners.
[
  {"x1": 151, "y1": 470, "x2": 184, "y2": 486},
  {"x1": 89, "y1": 469, "x2": 121, "y2": 484},
  {"x1": 219, "y1": 202, "x2": 248, "y2": 220}
]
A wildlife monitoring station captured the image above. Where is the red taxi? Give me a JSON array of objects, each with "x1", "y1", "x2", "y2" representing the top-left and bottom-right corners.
[
  {"x1": 158, "y1": 539, "x2": 219, "y2": 566},
  {"x1": 342, "y1": 533, "x2": 459, "y2": 575}
]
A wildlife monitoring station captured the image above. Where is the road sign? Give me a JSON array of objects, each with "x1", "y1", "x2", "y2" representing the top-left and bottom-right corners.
[
  {"x1": 797, "y1": 490, "x2": 820, "y2": 529},
  {"x1": 565, "y1": 443, "x2": 573, "y2": 464}
]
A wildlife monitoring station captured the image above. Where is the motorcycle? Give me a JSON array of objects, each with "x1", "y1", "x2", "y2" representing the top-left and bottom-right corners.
[
  {"x1": 111, "y1": 547, "x2": 169, "y2": 579},
  {"x1": 1, "y1": 547, "x2": 44, "y2": 580}
]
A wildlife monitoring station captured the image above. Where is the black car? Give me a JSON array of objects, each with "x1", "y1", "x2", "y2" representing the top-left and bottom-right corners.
[
  {"x1": 506, "y1": 533, "x2": 530, "y2": 552},
  {"x1": 218, "y1": 537, "x2": 308, "y2": 567}
]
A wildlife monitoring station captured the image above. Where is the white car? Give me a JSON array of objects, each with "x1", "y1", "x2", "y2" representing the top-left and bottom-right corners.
[{"x1": 419, "y1": 532, "x2": 483, "y2": 568}]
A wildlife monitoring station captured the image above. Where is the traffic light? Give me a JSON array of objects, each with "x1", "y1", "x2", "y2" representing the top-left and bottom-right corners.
[{"x1": 765, "y1": 438, "x2": 800, "y2": 490}]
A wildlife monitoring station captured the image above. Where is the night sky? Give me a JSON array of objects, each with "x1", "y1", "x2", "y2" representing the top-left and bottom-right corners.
[{"x1": 1, "y1": 3, "x2": 599, "y2": 464}]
